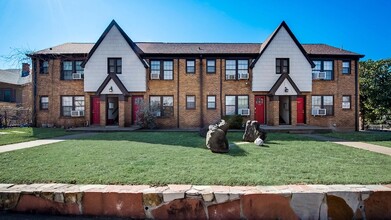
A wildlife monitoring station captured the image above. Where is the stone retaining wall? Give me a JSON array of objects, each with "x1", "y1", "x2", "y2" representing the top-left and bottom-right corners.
[{"x1": 1, "y1": 184, "x2": 390, "y2": 219}]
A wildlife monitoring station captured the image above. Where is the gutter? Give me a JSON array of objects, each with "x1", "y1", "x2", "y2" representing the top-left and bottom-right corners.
[{"x1": 355, "y1": 59, "x2": 359, "y2": 131}]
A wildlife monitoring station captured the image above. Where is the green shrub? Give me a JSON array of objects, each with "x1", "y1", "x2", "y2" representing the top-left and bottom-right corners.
[{"x1": 223, "y1": 115, "x2": 244, "y2": 129}]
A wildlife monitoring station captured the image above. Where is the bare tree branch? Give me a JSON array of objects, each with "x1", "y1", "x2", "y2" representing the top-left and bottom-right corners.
[{"x1": 0, "y1": 47, "x2": 36, "y2": 68}]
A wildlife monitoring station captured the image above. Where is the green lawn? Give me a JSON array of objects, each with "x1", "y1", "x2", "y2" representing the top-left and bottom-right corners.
[
  {"x1": 323, "y1": 131, "x2": 391, "y2": 148},
  {"x1": 0, "y1": 132, "x2": 390, "y2": 185},
  {"x1": 0, "y1": 127, "x2": 75, "y2": 146}
]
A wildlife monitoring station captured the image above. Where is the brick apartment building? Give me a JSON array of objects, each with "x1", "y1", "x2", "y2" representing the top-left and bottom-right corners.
[{"x1": 29, "y1": 20, "x2": 364, "y2": 131}]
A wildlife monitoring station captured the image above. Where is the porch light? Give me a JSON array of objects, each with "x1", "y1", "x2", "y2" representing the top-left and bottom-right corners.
[
  {"x1": 109, "y1": 86, "x2": 113, "y2": 92},
  {"x1": 285, "y1": 87, "x2": 289, "y2": 93}
]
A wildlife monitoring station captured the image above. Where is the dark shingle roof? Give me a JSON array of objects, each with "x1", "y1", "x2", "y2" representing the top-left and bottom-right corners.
[{"x1": 32, "y1": 42, "x2": 363, "y2": 57}]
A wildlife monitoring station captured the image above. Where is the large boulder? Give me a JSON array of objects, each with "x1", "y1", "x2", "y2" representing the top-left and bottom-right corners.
[
  {"x1": 243, "y1": 120, "x2": 267, "y2": 142},
  {"x1": 206, "y1": 125, "x2": 229, "y2": 153},
  {"x1": 199, "y1": 119, "x2": 228, "y2": 138}
]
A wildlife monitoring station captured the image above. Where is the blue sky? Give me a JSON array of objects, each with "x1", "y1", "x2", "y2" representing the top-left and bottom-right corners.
[{"x1": 0, "y1": 0, "x2": 390, "y2": 69}]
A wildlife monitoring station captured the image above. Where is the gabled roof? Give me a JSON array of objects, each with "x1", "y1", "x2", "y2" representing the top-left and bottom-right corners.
[
  {"x1": 96, "y1": 73, "x2": 129, "y2": 96},
  {"x1": 303, "y1": 44, "x2": 365, "y2": 57},
  {"x1": 81, "y1": 20, "x2": 148, "y2": 68},
  {"x1": 250, "y1": 21, "x2": 315, "y2": 68},
  {"x1": 268, "y1": 73, "x2": 301, "y2": 95},
  {"x1": 0, "y1": 69, "x2": 31, "y2": 85}
]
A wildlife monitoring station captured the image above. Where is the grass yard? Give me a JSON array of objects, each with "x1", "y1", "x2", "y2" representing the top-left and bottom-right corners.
[
  {"x1": 0, "y1": 127, "x2": 75, "y2": 146},
  {"x1": 0, "y1": 132, "x2": 390, "y2": 186},
  {"x1": 323, "y1": 131, "x2": 391, "y2": 148}
]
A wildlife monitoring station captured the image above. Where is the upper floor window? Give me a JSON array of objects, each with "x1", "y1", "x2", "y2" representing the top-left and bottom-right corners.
[
  {"x1": 149, "y1": 96, "x2": 174, "y2": 117},
  {"x1": 40, "y1": 96, "x2": 49, "y2": 110},
  {"x1": 108, "y1": 58, "x2": 122, "y2": 74},
  {"x1": 61, "y1": 96, "x2": 84, "y2": 117},
  {"x1": 225, "y1": 95, "x2": 249, "y2": 115},
  {"x1": 312, "y1": 95, "x2": 333, "y2": 116},
  {"x1": 225, "y1": 59, "x2": 248, "y2": 80},
  {"x1": 207, "y1": 59, "x2": 216, "y2": 73},
  {"x1": 0, "y1": 88, "x2": 14, "y2": 102},
  {"x1": 276, "y1": 58, "x2": 289, "y2": 74},
  {"x1": 186, "y1": 60, "x2": 195, "y2": 73},
  {"x1": 150, "y1": 60, "x2": 173, "y2": 80},
  {"x1": 40, "y1": 60, "x2": 49, "y2": 74},
  {"x1": 61, "y1": 60, "x2": 84, "y2": 80},
  {"x1": 342, "y1": 61, "x2": 351, "y2": 74},
  {"x1": 312, "y1": 60, "x2": 333, "y2": 80}
]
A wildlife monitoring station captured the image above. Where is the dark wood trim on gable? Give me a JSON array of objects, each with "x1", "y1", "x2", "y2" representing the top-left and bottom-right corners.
[
  {"x1": 250, "y1": 21, "x2": 315, "y2": 69},
  {"x1": 81, "y1": 20, "x2": 148, "y2": 68},
  {"x1": 96, "y1": 73, "x2": 129, "y2": 96},
  {"x1": 268, "y1": 73, "x2": 301, "y2": 95}
]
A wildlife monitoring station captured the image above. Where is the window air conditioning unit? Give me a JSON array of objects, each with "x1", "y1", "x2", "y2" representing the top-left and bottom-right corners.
[
  {"x1": 151, "y1": 73, "x2": 160, "y2": 79},
  {"x1": 317, "y1": 71, "x2": 327, "y2": 79},
  {"x1": 312, "y1": 108, "x2": 326, "y2": 116},
  {"x1": 239, "y1": 108, "x2": 250, "y2": 116},
  {"x1": 227, "y1": 74, "x2": 236, "y2": 80},
  {"x1": 239, "y1": 73, "x2": 249, "y2": 80},
  {"x1": 72, "y1": 72, "x2": 82, "y2": 79},
  {"x1": 71, "y1": 110, "x2": 85, "y2": 117}
]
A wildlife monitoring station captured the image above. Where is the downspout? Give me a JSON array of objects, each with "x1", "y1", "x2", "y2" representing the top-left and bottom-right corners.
[
  {"x1": 177, "y1": 59, "x2": 180, "y2": 128},
  {"x1": 200, "y1": 55, "x2": 204, "y2": 128},
  {"x1": 220, "y1": 58, "x2": 223, "y2": 117},
  {"x1": 355, "y1": 59, "x2": 359, "y2": 131},
  {"x1": 32, "y1": 57, "x2": 37, "y2": 127}
]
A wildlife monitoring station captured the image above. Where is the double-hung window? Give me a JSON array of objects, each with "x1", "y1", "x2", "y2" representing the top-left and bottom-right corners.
[
  {"x1": 225, "y1": 95, "x2": 249, "y2": 115},
  {"x1": 225, "y1": 59, "x2": 248, "y2": 80},
  {"x1": 186, "y1": 60, "x2": 195, "y2": 73},
  {"x1": 207, "y1": 95, "x2": 216, "y2": 109},
  {"x1": 0, "y1": 89, "x2": 14, "y2": 102},
  {"x1": 312, "y1": 60, "x2": 333, "y2": 80},
  {"x1": 149, "y1": 96, "x2": 174, "y2": 117},
  {"x1": 207, "y1": 59, "x2": 216, "y2": 73},
  {"x1": 150, "y1": 60, "x2": 173, "y2": 80},
  {"x1": 276, "y1": 58, "x2": 289, "y2": 74},
  {"x1": 40, "y1": 96, "x2": 49, "y2": 110},
  {"x1": 61, "y1": 96, "x2": 85, "y2": 117},
  {"x1": 342, "y1": 96, "x2": 351, "y2": 109},
  {"x1": 108, "y1": 58, "x2": 122, "y2": 74},
  {"x1": 40, "y1": 60, "x2": 49, "y2": 74},
  {"x1": 61, "y1": 60, "x2": 84, "y2": 80},
  {"x1": 186, "y1": 95, "x2": 196, "y2": 109},
  {"x1": 342, "y1": 61, "x2": 351, "y2": 74},
  {"x1": 312, "y1": 95, "x2": 333, "y2": 116}
]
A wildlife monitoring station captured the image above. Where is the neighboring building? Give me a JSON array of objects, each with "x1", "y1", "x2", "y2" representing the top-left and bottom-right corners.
[
  {"x1": 0, "y1": 64, "x2": 32, "y2": 126},
  {"x1": 29, "y1": 20, "x2": 364, "y2": 130}
]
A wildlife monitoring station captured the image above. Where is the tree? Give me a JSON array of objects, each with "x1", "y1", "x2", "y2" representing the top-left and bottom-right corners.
[
  {"x1": 0, "y1": 47, "x2": 35, "y2": 68},
  {"x1": 359, "y1": 59, "x2": 391, "y2": 128}
]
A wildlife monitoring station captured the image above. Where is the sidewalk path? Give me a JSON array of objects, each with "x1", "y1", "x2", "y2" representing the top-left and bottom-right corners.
[
  {"x1": 0, "y1": 133, "x2": 97, "y2": 154},
  {"x1": 303, "y1": 134, "x2": 391, "y2": 156}
]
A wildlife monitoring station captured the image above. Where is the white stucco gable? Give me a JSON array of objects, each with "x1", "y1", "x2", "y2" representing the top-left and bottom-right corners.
[
  {"x1": 274, "y1": 78, "x2": 298, "y2": 96},
  {"x1": 252, "y1": 21, "x2": 314, "y2": 92},
  {"x1": 83, "y1": 20, "x2": 146, "y2": 93}
]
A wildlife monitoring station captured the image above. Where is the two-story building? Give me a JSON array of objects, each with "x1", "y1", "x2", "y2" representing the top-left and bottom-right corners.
[{"x1": 29, "y1": 20, "x2": 364, "y2": 131}]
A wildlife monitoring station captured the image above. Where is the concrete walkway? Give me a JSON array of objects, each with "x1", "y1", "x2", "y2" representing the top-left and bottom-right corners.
[
  {"x1": 303, "y1": 134, "x2": 391, "y2": 156},
  {"x1": 0, "y1": 133, "x2": 97, "y2": 154}
]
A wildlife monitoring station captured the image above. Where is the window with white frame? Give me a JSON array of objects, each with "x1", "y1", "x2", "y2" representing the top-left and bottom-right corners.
[
  {"x1": 207, "y1": 95, "x2": 216, "y2": 109},
  {"x1": 61, "y1": 96, "x2": 84, "y2": 117},
  {"x1": 312, "y1": 95, "x2": 333, "y2": 116},
  {"x1": 342, "y1": 96, "x2": 351, "y2": 109}
]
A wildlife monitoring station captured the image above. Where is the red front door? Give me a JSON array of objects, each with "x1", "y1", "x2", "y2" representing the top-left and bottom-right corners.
[
  {"x1": 255, "y1": 96, "x2": 265, "y2": 124},
  {"x1": 297, "y1": 96, "x2": 305, "y2": 124},
  {"x1": 132, "y1": 96, "x2": 144, "y2": 124},
  {"x1": 91, "y1": 97, "x2": 100, "y2": 125}
]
